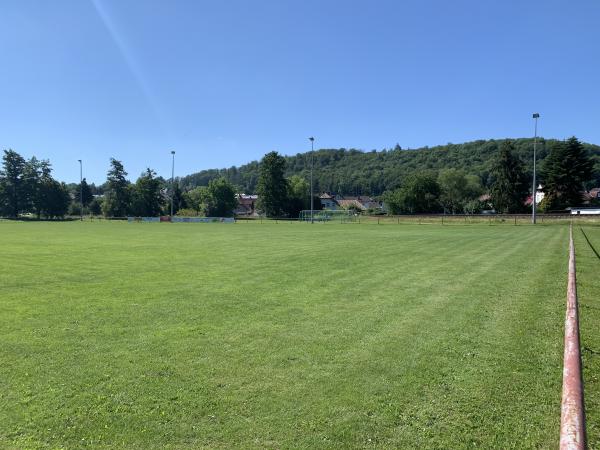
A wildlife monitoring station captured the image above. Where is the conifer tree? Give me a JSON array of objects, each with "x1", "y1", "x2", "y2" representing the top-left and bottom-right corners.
[
  {"x1": 489, "y1": 141, "x2": 528, "y2": 213},
  {"x1": 257, "y1": 151, "x2": 289, "y2": 217},
  {"x1": 541, "y1": 137, "x2": 593, "y2": 209}
]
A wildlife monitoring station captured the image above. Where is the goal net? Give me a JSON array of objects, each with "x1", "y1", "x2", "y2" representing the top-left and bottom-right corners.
[{"x1": 298, "y1": 210, "x2": 355, "y2": 222}]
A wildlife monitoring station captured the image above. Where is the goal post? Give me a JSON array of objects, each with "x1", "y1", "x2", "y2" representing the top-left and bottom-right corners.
[{"x1": 298, "y1": 209, "x2": 355, "y2": 223}]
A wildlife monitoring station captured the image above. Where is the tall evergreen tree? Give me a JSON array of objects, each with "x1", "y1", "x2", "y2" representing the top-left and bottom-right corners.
[
  {"x1": 78, "y1": 178, "x2": 94, "y2": 207},
  {"x1": 489, "y1": 141, "x2": 528, "y2": 213},
  {"x1": 171, "y1": 182, "x2": 187, "y2": 215},
  {"x1": 0, "y1": 149, "x2": 27, "y2": 217},
  {"x1": 102, "y1": 158, "x2": 131, "y2": 217},
  {"x1": 541, "y1": 137, "x2": 594, "y2": 209},
  {"x1": 131, "y1": 169, "x2": 163, "y2": 217},
  {"x1": 257, "y1": 151, "x2": 289, "y2": 217}
]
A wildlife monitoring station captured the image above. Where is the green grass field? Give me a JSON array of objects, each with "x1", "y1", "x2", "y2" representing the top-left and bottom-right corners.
[
  {"x1": 575, "y1": 225, "x2": 600, "y2": 447},
  {"x1": 0, "y1": 221, "x2": 596, "y2": 448}
]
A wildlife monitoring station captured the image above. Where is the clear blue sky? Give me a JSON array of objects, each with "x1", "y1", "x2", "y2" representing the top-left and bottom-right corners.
[{"x1": 1, "y1": 0, "x2": 599, "y2": 184}]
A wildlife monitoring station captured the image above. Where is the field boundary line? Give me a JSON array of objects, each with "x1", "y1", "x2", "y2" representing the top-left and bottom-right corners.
[{"x1": 559, "y1": 224, "x2": 586, "y2": 449}]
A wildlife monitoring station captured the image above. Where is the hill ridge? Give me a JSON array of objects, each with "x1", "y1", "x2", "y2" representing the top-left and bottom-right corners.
[{"x1": 179, "y1": 137, "x2": 600, "y2": 195}]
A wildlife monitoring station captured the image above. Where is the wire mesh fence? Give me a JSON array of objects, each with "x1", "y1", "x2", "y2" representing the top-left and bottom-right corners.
[
  {"x1": 234, "y1": 214, "x2": 600, "y2": 226},
  {"x1": 5, "y1": 213, "x2": 600, "y2": 226}
]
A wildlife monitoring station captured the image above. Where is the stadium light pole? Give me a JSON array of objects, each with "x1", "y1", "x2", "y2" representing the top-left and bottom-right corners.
[
  {"x1": 532, "y1": 113, "x2": 540, "y2": 225},
  {"x1": 309, "y1": 137, "x2": 315, "y2": 224},
  {"x1": 170, "y1": 151, "x2": 175, "y2": 218},
  {"x1": 78, "y1": 159, "x2": 83, "y2": 221}
]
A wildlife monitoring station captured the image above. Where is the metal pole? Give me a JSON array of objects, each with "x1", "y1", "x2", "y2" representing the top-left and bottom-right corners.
[
  {"x1": 171, "y1": 151, "x2": 175, "y2": 218},
  {"x1": 532, "y1": 113, "x2": 540, "y2": 224},
  {"x1": 78, "y1": 159, "x2": 83, "y2": 221},
  {"x1": 309, "y1": 137, "x2": 314, "y2": 224}
]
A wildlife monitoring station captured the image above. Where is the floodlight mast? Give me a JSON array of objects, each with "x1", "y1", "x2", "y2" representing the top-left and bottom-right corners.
[
  {"x1": 532, "y1": 113, "x2": 540, "y2": 225},
  {"x1": 309, "y1": 137, "x2": 315, "y2": 224},
  {"x1": 170, "y1": 151, "x2": 176, "y2": 218},
  {"x1": 78, "y1": 159, "x2": 83, "y2": 221}
]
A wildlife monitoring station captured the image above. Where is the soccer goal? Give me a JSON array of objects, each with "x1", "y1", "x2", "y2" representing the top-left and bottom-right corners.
[{"x1": 299, "y1": 209, "x2": 355, "y2": 222}]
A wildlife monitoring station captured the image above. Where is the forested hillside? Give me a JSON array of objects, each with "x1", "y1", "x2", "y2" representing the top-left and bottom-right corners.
[{"x1": 179, "y1": 138, "x2": 600, "y2": 196}]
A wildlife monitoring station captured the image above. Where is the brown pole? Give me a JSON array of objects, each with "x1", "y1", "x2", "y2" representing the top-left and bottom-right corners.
[{"x1": 560, "y1": 224, "x2": 586, "y2": 449}]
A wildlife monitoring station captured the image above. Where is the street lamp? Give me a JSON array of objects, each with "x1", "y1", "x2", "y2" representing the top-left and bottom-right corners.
[
  {"x1": 170, "y1": 151, "x2": 176, "y2": 218},
  {"x1": 309, "y1": 137, "x2": 315, "y2": 224},
  {"x1": 532, "y1": 113, "x2": 540, "y2": 225},
  {"x1": 78, "y1": 159, "x2": 83, "y2": 221}
]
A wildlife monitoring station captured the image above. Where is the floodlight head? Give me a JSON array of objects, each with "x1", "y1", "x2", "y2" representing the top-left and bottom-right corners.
[
  {"x1": 171, "y1": 150, "x2": 175, "y2": 155},
  {"x1": 309, "y1": 137, "x2": 314, "y2": 142},
  {"x1": 78, "y1": 159, "x2": 81, "y2": 163},
  {"x1": 533, "y1": 113, "x2": 540, "y2": 118}
]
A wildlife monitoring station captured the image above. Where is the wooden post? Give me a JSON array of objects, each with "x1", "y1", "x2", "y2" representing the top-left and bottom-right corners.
[{"x1": 560, "y1": 224, "x2": 586, "y2": 449}]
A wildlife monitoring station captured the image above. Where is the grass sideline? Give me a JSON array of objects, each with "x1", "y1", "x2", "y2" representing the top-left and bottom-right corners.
[
  {"x1": 575, "y1": 226, "x2": 600, "y2": 447},
  {"x1": 0, "y1": 221, "x2": 575, "y2": 448}
]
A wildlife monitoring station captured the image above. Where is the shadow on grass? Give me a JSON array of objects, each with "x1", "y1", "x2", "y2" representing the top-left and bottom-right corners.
[
  {"x1": 583, "y1": 346, "x2": 600, "y2": 357},
  {"x1": 580, "y1": 227, "x2": 600, "y2": 261}
]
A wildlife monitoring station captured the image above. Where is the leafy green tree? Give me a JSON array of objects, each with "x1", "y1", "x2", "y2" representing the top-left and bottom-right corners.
[
  {"x1": 438, "y1": 168, "x2": 482, "y2": 214},
  {"x1": 23, "y1": 157, "x2": 53, "y2": 218},
  {"x1": 257, "y1": 151, "x2": 289, "y2": 217},
  {"x1": 40, "y1": 180, "x2": 70, "y2": 218},
  {"x1": 463, "y1": 199, "x2": 486, "y2": 214},
  {"x1": 183, "y1": 186, "x2": 210, "y2": 215},
  {"x1": 130, "y1": 169, "x2": 164, "y2": 217},
  {"x1": 0, "y1": 149, "x2": 27, "y2": 217},
  {"x1": 384, "y1": 172, "x2": 441, "y2": 214},
  {"x1": 489, "y1": 141, "x2": 529, "y2": 213},
  {"x1": 102, "y1": 158, "x2": 130, "y2": 217},
  {"x1": 206, "y1": 178, "x2": 237, "y2": 217},
  {"x1": 541, "y1": 137, "x2": 594, "y2": 209},
  {"x1": 382, "y1": 190, "x2": 405, "y2": 215},
  {"x1": 286, "y1": 175, "x2": 319, "y2": 217},
  {"x1": 89, "y1": 197, "x2": 103, "y2": 216}
]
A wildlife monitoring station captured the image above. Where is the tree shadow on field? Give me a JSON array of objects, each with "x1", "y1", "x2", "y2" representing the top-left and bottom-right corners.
[{"x1": 580, "y1": 227, "x2": 600, "y2": 261}]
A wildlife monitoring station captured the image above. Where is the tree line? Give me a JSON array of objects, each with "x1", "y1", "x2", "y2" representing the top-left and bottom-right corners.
[
  {"x1": 382, "y1": 137, "x2": 596, "y2": 214},
  {"x1": 0, "y1": 150, "x2": 71, "y2": 218},
  {"x1": 2, "y1": 136, "x2": 597, "y2": 219},
  {"x1": 254, "y1": 137, "x2": 596, "y2": 216},
  {"x1": 179, "y1": 138, "x2": 600, "y2": 197},
  {"x1": 0, "y1": 151, "x2": 240, "y2": 218},
  {"x1": 97, "y1": 158, "x2": 241, "y2": 218}
]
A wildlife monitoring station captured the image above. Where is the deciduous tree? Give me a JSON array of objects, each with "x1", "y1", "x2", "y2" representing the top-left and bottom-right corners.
[
  {"x1": 438, "y1": 168, "x2": 482, "y2": 214},
  {"x1": 206, "y1": 178, "x2": 237, "y2": 217},
  {"x1": 383, "y1": 172, "x2": 441, "y2": 214}
]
